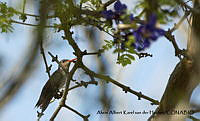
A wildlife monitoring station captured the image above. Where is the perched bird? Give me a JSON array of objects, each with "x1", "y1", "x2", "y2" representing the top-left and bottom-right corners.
[{"x1": 35, "y1": 58, "x2": 77, "y2": 112}]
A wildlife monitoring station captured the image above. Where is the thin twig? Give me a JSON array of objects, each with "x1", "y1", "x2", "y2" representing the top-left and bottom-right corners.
[
  {"x1": 80, "y1": 49, "x2": 104, "y2": 57},
  {"x1": 15, "y1": 9, "x2": 55, "y2": 18},
  {"x1": 11, "y1": 20, "x2": 56, "y2": 28},
  {"x1": 96, "y1": 25, "x2": 115, "y2": 37},
  {"x1": 40, "y1": 39, "x2": 51, "y2": 77},
  {"x1": 175, "y1": 0, "x2": 200, "y2": 14},
  {"x1": 64, "y1": 104, "x2": 90, "y2": 121},
  {"x1": 68, "y1": 80, "x2": 98, "y2": 91},
  {"x1": 137, "y1": 52, "x2": 153, "y2": 59},
  {"x1": 165, "y1": 30, "x2": 184, "y2": 59}
]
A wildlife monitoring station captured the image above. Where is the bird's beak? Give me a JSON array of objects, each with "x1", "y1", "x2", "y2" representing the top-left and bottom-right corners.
[
  {"x1": 62, "y1": 58, "x2": 77, "y2": 67},
  {"x1": 67, "y1": 58, "x2": 77, "y2": 63}
]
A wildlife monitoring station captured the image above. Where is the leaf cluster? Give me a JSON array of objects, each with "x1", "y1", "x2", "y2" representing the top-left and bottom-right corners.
[{"x1": 0, "y1": 2, "x2": 17, "y2": 33}]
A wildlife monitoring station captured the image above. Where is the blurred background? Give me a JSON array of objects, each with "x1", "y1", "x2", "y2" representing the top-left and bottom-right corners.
[{"x1": 0, "y1": 0, "x2": 200, "y2": 121}]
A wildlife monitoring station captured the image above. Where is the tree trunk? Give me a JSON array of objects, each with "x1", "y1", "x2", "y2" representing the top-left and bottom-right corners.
[{"x1": 149, "y1": 0, "x2": 200, "y2": 120}]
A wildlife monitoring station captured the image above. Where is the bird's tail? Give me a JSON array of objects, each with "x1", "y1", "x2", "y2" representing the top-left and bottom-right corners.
[{"x1": 35, "y1": 94, "x2": 53, "y2": 112}]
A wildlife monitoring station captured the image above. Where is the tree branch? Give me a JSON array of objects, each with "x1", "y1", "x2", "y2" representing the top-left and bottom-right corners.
[
  {"x1": 164, "y1": 30, "x2": 183, "y2": 59},
  {"x1": 164, "y1": 10, "x2": 190, "y2": 59},
  {"x1": 79, "y1": 62, "x2": 159, "y2": 105}
]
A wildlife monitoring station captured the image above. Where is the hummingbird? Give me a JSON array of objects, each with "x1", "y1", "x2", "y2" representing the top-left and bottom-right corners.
[{"x1": 35, "y1": 58, "x2": 77, "y2": 113}]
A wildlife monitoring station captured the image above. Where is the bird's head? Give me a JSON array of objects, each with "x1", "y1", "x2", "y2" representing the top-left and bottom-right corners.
[{"x1": 60, "y1": 58, "x2": 77, "y2": 70}]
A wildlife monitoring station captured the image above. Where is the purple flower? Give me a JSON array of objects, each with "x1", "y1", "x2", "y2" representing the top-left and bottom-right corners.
[
  {"x1": 102, "y1": 10, "x2": 115, "y2": 20},
  {"x1": 101, "y1": 0, "x2": 127, "y2": 20},
  {"x1": 146, "y1": 14, "x2": 165, "y2": 35},
  {"x1": 128, "y1": 14, "x2": 165, "y2": 51},
  {"x1": 132, "y1": 30, "x2": 147, "y2": 51},
  {"x1": 114, "y1": 0, "x2": 127, "y2": 14}
]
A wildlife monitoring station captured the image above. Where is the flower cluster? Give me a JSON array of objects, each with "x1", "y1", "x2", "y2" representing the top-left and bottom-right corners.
[
  {"x1": 101, "y1": 0, "x2": 165, "y2": 51},
  {"x1": 102, "y1": 1, "x2": 127, "y2": 21},
  {"x1": 124, "y1": 14, "x2": 165, "y2": 51}
]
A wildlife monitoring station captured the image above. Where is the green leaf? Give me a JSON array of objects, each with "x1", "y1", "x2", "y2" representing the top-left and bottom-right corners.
[
  {"x1": 127, "y1": 48, "x2": 136, "y2": 54},
  {"x1": 102, "y1": 40, "x2": 114, "y2": 50},
  {"x1": 123, "y1": 54, "x2": 135, "y2": 61},
  {"x1": 117, "y1": 54, "x2": 135, "y2": 67}
]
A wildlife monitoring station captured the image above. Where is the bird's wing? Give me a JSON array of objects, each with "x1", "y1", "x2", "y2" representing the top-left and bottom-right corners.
[{"x1": 35, "y1": 70, "x2": 64, "y2": 112}]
